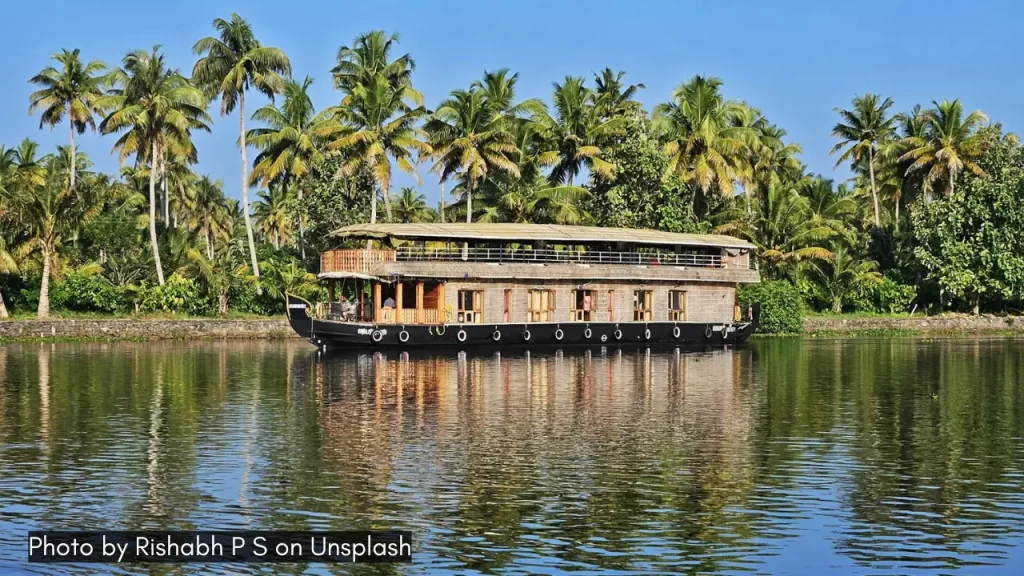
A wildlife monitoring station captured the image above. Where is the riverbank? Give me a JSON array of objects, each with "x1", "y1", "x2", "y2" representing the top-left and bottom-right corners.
[
  {"x1": 803, "y1": 313, "x2": 1024, "y2": 336},
  {"x1": 0, "y1": 318, "x2": 298, "y2": 342},
  {"x1": 1, "y1": 313, "x2": 1023, "y2": 342}
]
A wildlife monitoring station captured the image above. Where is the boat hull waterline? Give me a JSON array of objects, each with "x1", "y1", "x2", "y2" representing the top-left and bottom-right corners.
[{"x1": 287, "y1": 295, "x2": 758, "y2": 349}]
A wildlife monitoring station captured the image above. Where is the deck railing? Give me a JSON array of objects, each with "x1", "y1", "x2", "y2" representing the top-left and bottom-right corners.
[
  {"x1": 394, "y1": 246, "x2": 727, "y2": 268},
  {"x1": 320, "y1": 246, "x2": 742, "y2": 271},
  {"x1": 321, "y1": 249, "x2": 396, "y2": 273}
]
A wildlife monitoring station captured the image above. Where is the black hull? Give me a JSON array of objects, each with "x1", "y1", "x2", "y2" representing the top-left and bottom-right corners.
[{"x1": 288, "y1": 295, "x2": 758, "y2": 351}]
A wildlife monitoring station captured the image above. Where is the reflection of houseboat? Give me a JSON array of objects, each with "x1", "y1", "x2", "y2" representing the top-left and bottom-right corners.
[{"x1": 287, "y1": 223, "x2": 761, "y2": 349}]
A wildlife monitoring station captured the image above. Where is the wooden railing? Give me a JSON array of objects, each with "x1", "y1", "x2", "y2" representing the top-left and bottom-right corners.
[{"x1": 321, "y1": 249, "x2": 396, "y2": 274}]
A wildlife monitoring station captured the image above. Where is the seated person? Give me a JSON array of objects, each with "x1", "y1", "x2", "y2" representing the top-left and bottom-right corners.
[{"x1": 383, "y1": 296, "x2": 395, "y2": 308}]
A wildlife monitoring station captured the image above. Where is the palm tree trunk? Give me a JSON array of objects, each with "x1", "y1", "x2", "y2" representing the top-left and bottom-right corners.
[
  {"x1": 463, "y1": 180, "x2": 473, "y2": 259},
  {"x1": 0, "y1": 289, "x2": 8, "y2": 319},
  {"x1": 972, "y1": 292, "x2": 980, "y2": 315},
  {"x1": 68, "y1": 124, "x2": 76, "y2": 190},
  {"x1": 149, "y1": 141, "x2": 166, "y2": 286},
  {"x1": 238, "y1": 92, "x2": 261, "y2": 290},
  {"x1": 832, "y1": 295, "x2": 842, "y2": 314},
  {"x1": 868, "y1": 146, "x2": 880, "y2": 227},
  {"x1": 37, "y1": 243, "x2": 52, "y2": 318},
  {"x1": 297, "y1": 181, "x2": 306, "y2": 262},
  {"x1": 366, "y1": 185, "x2": 378, "y2": 250},
  {"x1": 439, "y1": 181, "x2": 446, "y2": 224},
  {"x1": 383, "y1": 185, "x2": 393, "y2": 222},
  {"x1": 206, "y1": 226, "x2": 214, "y2": 260},
  {"x1": 161, "y1": 157, "x2": 169, "y2": 226},
  {"x1": 948, "y1": 171, "x2": 955, "y2": 198}
]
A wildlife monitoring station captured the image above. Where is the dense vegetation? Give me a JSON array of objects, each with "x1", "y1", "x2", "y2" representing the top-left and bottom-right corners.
[{"x1": 1, "y1": 14, "x2": 1022, "y2": 322}]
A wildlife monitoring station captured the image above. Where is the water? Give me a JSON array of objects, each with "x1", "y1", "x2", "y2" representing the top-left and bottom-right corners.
[{"x1": 1, "y1": 338, "x2": 1023, "y2": 575}]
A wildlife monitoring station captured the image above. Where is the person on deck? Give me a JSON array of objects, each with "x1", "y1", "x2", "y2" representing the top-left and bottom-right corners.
[{"x1": 383, "y1": 296, "x2": 395, "y2": 308}]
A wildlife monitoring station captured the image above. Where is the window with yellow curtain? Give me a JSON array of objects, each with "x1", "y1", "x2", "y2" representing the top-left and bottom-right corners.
[{"x1": 457, "y1": 290, "x2": 483, "y2": 323}]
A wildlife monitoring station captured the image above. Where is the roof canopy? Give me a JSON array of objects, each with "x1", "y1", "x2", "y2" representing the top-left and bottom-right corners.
[{"x1": 331, "y1": 223, "x2": 754, "y2": 250}]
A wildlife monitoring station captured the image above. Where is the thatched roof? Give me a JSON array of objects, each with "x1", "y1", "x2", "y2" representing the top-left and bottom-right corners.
[{"x1": 331, "y1": 223, "x2": 754, "y2": 249}]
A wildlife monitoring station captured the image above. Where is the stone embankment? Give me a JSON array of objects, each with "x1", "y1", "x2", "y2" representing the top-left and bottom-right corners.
[
  {"x1": 0, "y1": 319, "x2": 298, "y2": 341},
  {"x1": 804, "y1": 314, "x2": 1024, "y2": 334}
]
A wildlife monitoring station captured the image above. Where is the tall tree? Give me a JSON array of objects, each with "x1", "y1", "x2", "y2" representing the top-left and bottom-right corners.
[
  {"x1": 534, "y1": 76, "x2": 622, "y2": 185},
  {"x1": 248, "y1": 76, "x2": 337, "y2": 260},
  {"x1": 900, "y1": 99, "x2": 989, "y2": 198},
  {"x1": 327, "y1": 74, "x2": 428, "y2": 226},
  {"x1": 426, "y1": 88, "x2": 519, "y2": 226},
  {"x1": 253, "y1": 182, "x2": 295, "y2": 249},
  {"x1": 193, "y1": 12, "x2": 292, "y2": 286},
  {"x1": 329, "y1": 30, "x2": 424, "y2": 224},
  {"x1": 100, "y1": 46, "x2": 211, "y2": 285},
  {"x1": 392, "y1": 187, "x2": 433, "y2": 223},
  {"x1": 592, "y1": 67, "x2": 645, "y2": 119},
  {"x1": 28, "y1": 48, "x2": 106, "y2": 190},
  {"x1": 1, "y1": 155, "x2": 107, "y2": 317},
  {"x1": 830, "y1": 93, "x2": 896, "y2": 226},
  {"x1": 653, "y1": 76, "x2": 753, "y2": 211}
]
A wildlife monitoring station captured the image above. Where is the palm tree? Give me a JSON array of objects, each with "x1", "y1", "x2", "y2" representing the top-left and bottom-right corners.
[
  {"x1": 329, "y1": 30, "x2": 425, "y2": 225},
  {"x1": 28, "y1": 48, "x2": 106, "y2": 190},
  {"x1": 248, "y1": 76, "x2": 337, "y2": 260},
  {"x1": 653, "y1": 76, "x2": 754, "y2": 210},
  {"x1": 2, "y1": 158, "x2": 107, "y2": 317},
  {"x1": 252, "y1": 182, "x2": 295, "y2": 249},
  {"x1": 534, "y1": 76, "x2": 622, "y2": 185},
  {"x1": 392, "y1": 187, "x2": 433, "y2": 223},
  {"x1": 592, "y1": 68, "x2": 645, "y2": 119},
  {"x1": 193, "y1": 12, "x2": 292, "y2": 286},
  {"x1": 181, "y1": 176, "x2": 232, "y2": 259},
  {"x1": 426, "y1": 88, "x2": 519, "y2": 226},
  {"x1": 899, "y1": 99, "x2": 989, "y2": 198},
  {"x1": 100, "y1": 46, "x2": 210, "y2": 286},
  {"x1": 327, "y1": 74, "x2": 428, "y2": 225},
  {"x1": 330, "y1": 30, "x2": 419, "y2": 104},
  {"x1": 807, "y1": 245, "x2": 882, "y2": 313},
  {"x1": 830, "y1": 93, "x2": 896, "y2": 226},
  {"x1": 715, "y1": 180, "x2": 835, "y2": 279},
  {"x1": 472, "y1": 68, "x2": 545, "y2": 123},
  {"x1": 0, "y1": 235, "x2": 15, "y2": 318}
]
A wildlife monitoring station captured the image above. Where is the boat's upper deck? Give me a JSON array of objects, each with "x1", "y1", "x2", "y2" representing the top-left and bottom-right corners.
[{"x1": 320, "y1": 223, "x2": 760, "y2": 284}]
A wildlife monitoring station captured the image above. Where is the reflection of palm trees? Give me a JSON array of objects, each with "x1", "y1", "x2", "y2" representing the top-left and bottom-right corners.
[{"x1": 144, "y1": 359, "x2": 165, "y2": 518}]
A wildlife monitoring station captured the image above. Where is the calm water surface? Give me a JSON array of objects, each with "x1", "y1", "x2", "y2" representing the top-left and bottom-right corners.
[{"x1": 1, "y1": 338, "x2": 1023, "y2": 575}]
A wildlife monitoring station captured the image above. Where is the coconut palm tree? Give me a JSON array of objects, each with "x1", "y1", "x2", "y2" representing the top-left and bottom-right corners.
[
  {"x1": 329, "y1": 30, "x2": 425, "y2": 225},
  {"x1": 328, "y1": 73, "x2": 428, "y2": 225},
  {"x1": 252, "y1": 182, "x2": 295, "y2": 249},
  {"x1": 593, "y1": 67, "x2": 645, "y2": 119},
  {"x1": 472, "y1": 68, "x2": 545, "y2": 123},
  {"x1": 330, "y1": 30, "x2": 419, "y2": 104},
  {"x1": 830, "y1": 94, "x2": 896, "y2": 226},
  {"x1": 899, "y1": 99, "x2": 989, "y2": 198},
  {"x1": 426, "y1": 87, "x2": 519, "y2": 228},
  {"x1": 248, "y1": 76, "x2": 337, "y2": 260},
  {"x1": 192, "y1": 12, "x2": 292, "y2": 286},
  {"x1": 653, "y1": 76, "x2": 754, "y2": 210},
  {"x1": 807, "y1": 245, "x2": 882, "y2": 313},
  {"x1": 2, "y1": 158, "x2": 107, "y2": 317},
  {"x1": 28, "y1": 48, "x2": 106, "y2": 190},
  {"x1": 100, "y1": 46, "x2": 210, "y2": 286},
  {"x1": 715, "y1": 180, "x2": 835, "y2": 279},
  {"x1": 0, "y1": 235, "x2": 15, "y2": 318},
  {"x1": 534, "y1": 76, "x2": 622, "y2": 185},
  {"x1": 392, "y1": 187, "x2": 433, "y2": 223}
]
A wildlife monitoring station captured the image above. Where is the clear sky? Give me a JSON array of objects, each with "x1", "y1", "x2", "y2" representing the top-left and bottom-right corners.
[{"x1": 2, "y1": 0, "x2": 1021, "y2": 205}]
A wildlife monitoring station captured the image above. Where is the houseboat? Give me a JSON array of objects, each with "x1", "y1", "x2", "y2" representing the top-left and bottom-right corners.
[{"x1": 286, "y1": 223, "x2": 761, "y2": 349}]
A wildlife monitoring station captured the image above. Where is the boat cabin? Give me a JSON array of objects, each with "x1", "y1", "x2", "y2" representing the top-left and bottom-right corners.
[{"x1": 313, "y1": 223, "x2": 760, "y2": 327}]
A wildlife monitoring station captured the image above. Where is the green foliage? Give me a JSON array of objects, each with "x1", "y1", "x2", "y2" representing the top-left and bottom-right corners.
[
  {"x1": 912, "y1": 136, "x2": 1024, "y2": 312},
  {"x1": 50, "y1": 272, "x2": 124, "y2": 313},
  {"x1": 739, "y1": 280, "x2": 804, "y2": 334},
  {"x1": 138, "y1": 275, "x2": 211, "y2": 315},
  {"x1": 874, "y1": 277, "x2": 917, "y2": 313},
  {"x1": 301, "y1": 154, "x2": 372, "y2": 255}
]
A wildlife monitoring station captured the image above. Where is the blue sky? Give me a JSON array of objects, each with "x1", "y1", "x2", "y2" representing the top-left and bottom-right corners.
[{"x1": 2, "y1": 0, "x2": 1021, "y2": 205}]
